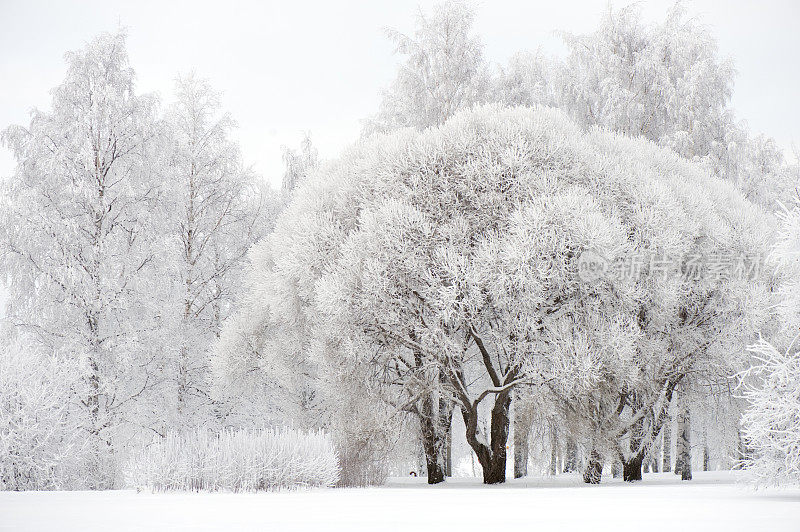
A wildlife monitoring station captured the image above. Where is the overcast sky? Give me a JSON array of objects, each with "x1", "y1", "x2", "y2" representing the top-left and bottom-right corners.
[{"x1": 0, "y1": 0, "x2": 799, "y2": 314}]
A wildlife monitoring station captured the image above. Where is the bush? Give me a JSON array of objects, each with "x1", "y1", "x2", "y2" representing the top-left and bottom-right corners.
[
  {"x1": 0, "y1": 342, "x2": 87, "y2": 491},
  {"x1": 124, "y1": 427, "x2": 339, "y2": 492}
]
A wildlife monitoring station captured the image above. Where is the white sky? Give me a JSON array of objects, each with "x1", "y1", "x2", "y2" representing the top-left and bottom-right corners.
[{"x1": 0, "y1": 0, "x2": 799, "y2": 315}]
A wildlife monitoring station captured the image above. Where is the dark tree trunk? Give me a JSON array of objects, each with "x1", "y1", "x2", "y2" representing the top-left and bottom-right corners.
[
  {"x1": 583, "y1": 449, "x2": 603, "y2": 484},
  {"x1": 625, "y1": 413, "x2": 645, "y2": 481},
  {"x1": 623, "y1": 454, "x2": 644, "y2": 481},
  {"x1": 563, "y1": 438, "x2": 578, "y2": 473},
  {"x1": 443, "y1": 425, "x2": 452, "y2": 477},
  {"x1": 612, "y1": 460, "x2": 622, "y2": 478},
  {"x1": 462, "y1": 391, "x2": 512, "y2": 484}
]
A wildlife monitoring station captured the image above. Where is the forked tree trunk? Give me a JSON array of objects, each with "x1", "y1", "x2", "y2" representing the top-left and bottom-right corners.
[
  {"x1": 650, "y1": 455, "x2": 660, "y2": 473},
  {"x1": 624, "y1": 416, "x2": 645, "y2": 482},
  {"x1": 735, "y1": 427, "x2": 751, "y2": 469},
  {"x1": 612, "y1": 460, "x2": 622, "y2": 478},
  {"x1": 583, "y1": 449, "x2": 603, "y2": 484},
  {"x1": 462, "y1": 391, "x2": 512, "y2": 484}
]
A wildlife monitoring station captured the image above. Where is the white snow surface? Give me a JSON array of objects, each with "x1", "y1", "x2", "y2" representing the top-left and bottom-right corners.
[{"x1": 1, "y1": 471, "x2": 798, "y2": 531}]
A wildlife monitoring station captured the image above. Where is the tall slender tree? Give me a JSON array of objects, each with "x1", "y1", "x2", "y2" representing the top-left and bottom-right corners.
[
  {"x1": 162, "y1": 74, "x2": 266, "y2": 429},
  {"x1": 0, "y1": 31, "x2": 162, "y2": 487}
]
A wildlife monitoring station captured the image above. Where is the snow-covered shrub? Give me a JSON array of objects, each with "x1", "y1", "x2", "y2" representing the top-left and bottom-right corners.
[
  {"x1": 0, "y1": 341, "x2": 87, "y2": 490},
  {"x1": 329, "y1": 386, "x2": 394, "y2": 488},
  {"x1": 124, "y1": 427, "x2": 339, "y2": 492},
  {"x1": 739, "y1": 338, "x2": 800, "y2": 486}
]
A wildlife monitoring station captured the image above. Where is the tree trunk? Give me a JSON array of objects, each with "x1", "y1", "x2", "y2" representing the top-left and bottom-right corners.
[
  {"x1": 419, "y1": 395, "x2": 445, "y2": 484},
  {"x1": 612, "y1": 460, "x2": 622, "y2": 478},
  {"x1": 624, "y1": 414, "x2": 645, "y2": 481},
  {"x1": 583, "y1": 449, "x2": 603, "y2": 484},
  {"x1": 675, "y1": 391, "x2": 692, "y2": 481},
  {"x1": 563, "y1": 437, "x2": 578, "y2": 473},
  {"x1": 623, "y1": 454, "x2": 644, "y2": 481},
  {"x1": 735, "y1": 427, "x2": 751, "y2": 469},
  {"x1": 438, "y1": 396, "x2": 453, "y2": 477},
  {"x1": 513, "y1": 404, "x2": 533, "y2": 478},
  {"x1": 548, "y1": 421, "x2": 558, "y2": 477},
  {"x1": 462, "y1": 391, "x2": 512, "y2": 484},
  {"x1": 443, "y1": 423, "x2": 453, "y2": 478},
  {"x1": 663, "y1": 413, "x2": 672, "y2": 472}
]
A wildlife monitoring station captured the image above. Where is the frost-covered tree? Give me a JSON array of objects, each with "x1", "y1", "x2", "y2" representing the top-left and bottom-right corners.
[
  {"x1": 280, "y1": 132, "x2": 318, "y2": 199},
  {"x1": 161, "y1": 74, "x2": 266, "y2": 430},
  {"x1": 210, "y1": 237, "x2": 399, "y2": 485},
  {"x1": 495, "y1": 50, "x2": 560, "y2": 109},
  {"x1": 0, "y1": 31, "x2": 163, "y2": 487},
  {"x1": 0, "y1": 338, "x2": 87, "y2": 490},
  {"x1": 737, "y1": 200, "x2": 800, "y2": 486},
  {"x1": 740, "y1": 338, "x2": 800, "y2": 486},
  {"x1": 558, "y1": 4, "x2": 733, "y2": 151},
  {"x1": 365, "y1": 0, "x2": 491, "y2": 134},
  {"x1": 502, "y1": 3, "x2": 788, "y2": 210},
  {"x1": 224, "y1": 105, "x2": 772, "y2": 486}
]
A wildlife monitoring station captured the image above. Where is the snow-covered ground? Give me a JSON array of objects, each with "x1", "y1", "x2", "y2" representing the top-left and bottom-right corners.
[{"x1": 1, "y1": 471, "x2": 798, "y2": 531}]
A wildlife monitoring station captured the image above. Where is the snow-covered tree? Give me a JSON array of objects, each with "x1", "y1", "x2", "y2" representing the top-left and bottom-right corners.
[
  {"x1": 0, "y1": 31, "x2": 163, "y2": 487},
  {"x1": 558, "y1": 4, "x2": 733, "y2": 151},
  {"x1": 503, "y1": 3, "x2": 788, "y2": 210},
  {"x1": 364, "y1": 0, "x2": 491, "y2": 134},
  {"x1": 224, "y1": 104, "x2": 773, "y2": 486},
  {"x1": 280, "y1": 133, "x2": 318, "y2": 199},
  {"x1": 161, "y1": 74, "x2": 266, "y2": 430},
  {"x1": 738, "y1": 200, "x2": 800, "y2": 486},
  {"x1": 739, "y1": 338, "x2": 800, "y2": 486}
]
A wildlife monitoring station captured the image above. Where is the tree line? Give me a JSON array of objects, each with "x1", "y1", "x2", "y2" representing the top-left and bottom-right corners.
[{"x1": 1, "y1": 2, "x2": 798, "y2": 490}]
